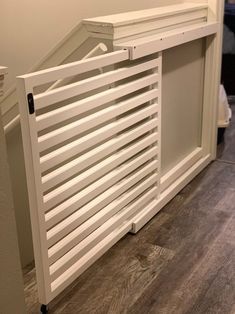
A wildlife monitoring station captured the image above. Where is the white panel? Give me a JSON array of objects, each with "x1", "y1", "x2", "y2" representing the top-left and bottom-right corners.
[
  {"x1": 17, "y1": 50, "x2": 161, "y2": 304},
  {"x1": 161, "y1": 40, "x2": 204, "y2": 175}
]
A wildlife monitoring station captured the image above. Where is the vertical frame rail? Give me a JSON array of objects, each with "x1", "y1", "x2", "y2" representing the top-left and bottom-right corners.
[{"x1": 17, "y1": 79, "x2": 51, "y2": 303}]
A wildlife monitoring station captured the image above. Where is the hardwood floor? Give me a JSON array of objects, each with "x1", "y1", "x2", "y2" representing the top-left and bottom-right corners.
[{"x1": 24, "y1": 107, "x2": 235, "y2": 314}]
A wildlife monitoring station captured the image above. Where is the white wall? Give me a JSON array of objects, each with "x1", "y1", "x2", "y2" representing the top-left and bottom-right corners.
[
  {"x1": 0, "y1": 0, "x2": 182, "y2": 91},
  {"x1": 0, "y1": 111, "x2": 26, "y2": 314},
  {"x1": 6, "y1": 123, "x2": 34, "y2": 267}
]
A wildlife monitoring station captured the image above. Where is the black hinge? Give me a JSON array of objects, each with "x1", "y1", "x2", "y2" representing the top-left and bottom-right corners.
[{"x1": 27, "y1": 93, "x2": 35, "y2": 114}]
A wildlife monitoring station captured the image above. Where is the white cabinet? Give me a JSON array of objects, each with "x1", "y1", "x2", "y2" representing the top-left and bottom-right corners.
[{"x1": 17, "y1": 1, "x2": 224, "y2": 307}]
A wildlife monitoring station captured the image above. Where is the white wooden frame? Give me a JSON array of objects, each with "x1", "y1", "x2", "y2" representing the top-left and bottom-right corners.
[
  {"x1": 84, "y1": 0, "x2": 224, "y2": 231},
  {"x1": 17, "y1": 0, "x2": 223, "y2": 308},
  {"x1": 17, "y1": 50, "x2": 161, "y2": 304}
]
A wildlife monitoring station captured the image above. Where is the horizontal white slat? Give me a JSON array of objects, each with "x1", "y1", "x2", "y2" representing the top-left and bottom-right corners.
[
  {"x1": 48, "y1": 160, "x2": 158, "y2": 263},
  {"x1": 45, "y1": 145, "x2": 158, "y2": 229},
  {"x1": 51, "y1": 219, "x2": 132, "y2": 294},
  {"x1": 36, "y1": 73, "x2": 159, "y2": 131},
  {"x1": 48, "y1": 171, "x2": 157, "y2": 250},
  {"x1": 43, "y1": 132, "x2": 158, "y2": 211},
  {"x1": 38, "y1": 88, "x2": 158, "y2": 153},
  {"x1": 50, "y1": 184, "x2": 158, "y2": 282},
  {"x1": 34, "y1": 58, "x2": 159, "y2": 109},
  {"x1": 18, "y1": 50, "x2": 129, "y2": 87},
  {"x1": 40, "y1": 102, "x2": 158, "y2": 170},
  {"x1": 50, "y1": 186, "x2": 157, "y2": 292},
  {"x1": 47, "y1": 161, "x2": 158, "y2": 252},
  {"x1": 42, "y1": 118, "x2": 158, "y2": 192}
]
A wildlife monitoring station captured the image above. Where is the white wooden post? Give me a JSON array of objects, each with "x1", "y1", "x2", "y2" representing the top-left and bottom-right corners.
[{"x1": 0, "y1": 67, "x2": 26, "y2": 314}]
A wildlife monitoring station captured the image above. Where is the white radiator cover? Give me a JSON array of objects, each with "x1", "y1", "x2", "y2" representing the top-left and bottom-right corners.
[{"x1": 16, "y1": 1, "x2": 224, "y2": 306}]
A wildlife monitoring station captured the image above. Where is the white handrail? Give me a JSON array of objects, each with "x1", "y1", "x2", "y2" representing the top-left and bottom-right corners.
[{"x1": 3, "y1": 43, "x2": 108, "y2": 134}]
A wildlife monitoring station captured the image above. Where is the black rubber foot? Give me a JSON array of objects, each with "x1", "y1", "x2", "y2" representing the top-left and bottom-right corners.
[
  {"x1": 217, "y1": 127, "x2": 226, "y2": 144},
  {"x1": 40, "y1": 304, "x2": 49, "y2": 314}
]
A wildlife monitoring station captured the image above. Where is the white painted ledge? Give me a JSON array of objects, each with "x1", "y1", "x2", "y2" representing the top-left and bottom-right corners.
[
  {"x1": 115, "y1": 22, "x2": 219, "y2": 59},
  {"x1": 83, "y1": 2, "x2": 210, "y2": 42},
  {"x1": 84, "y1": 3, "x2": 208, "y2": 26}
]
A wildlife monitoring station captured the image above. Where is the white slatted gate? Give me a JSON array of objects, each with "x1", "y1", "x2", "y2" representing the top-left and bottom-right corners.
[{"x1": 17, "y1": 49, "x2": 162, "y2": 305}]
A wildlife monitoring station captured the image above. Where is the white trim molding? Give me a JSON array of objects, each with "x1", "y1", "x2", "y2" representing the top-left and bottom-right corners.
[{"x1": 83, "y1": 3, "x2": 209, "y2": 43}]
